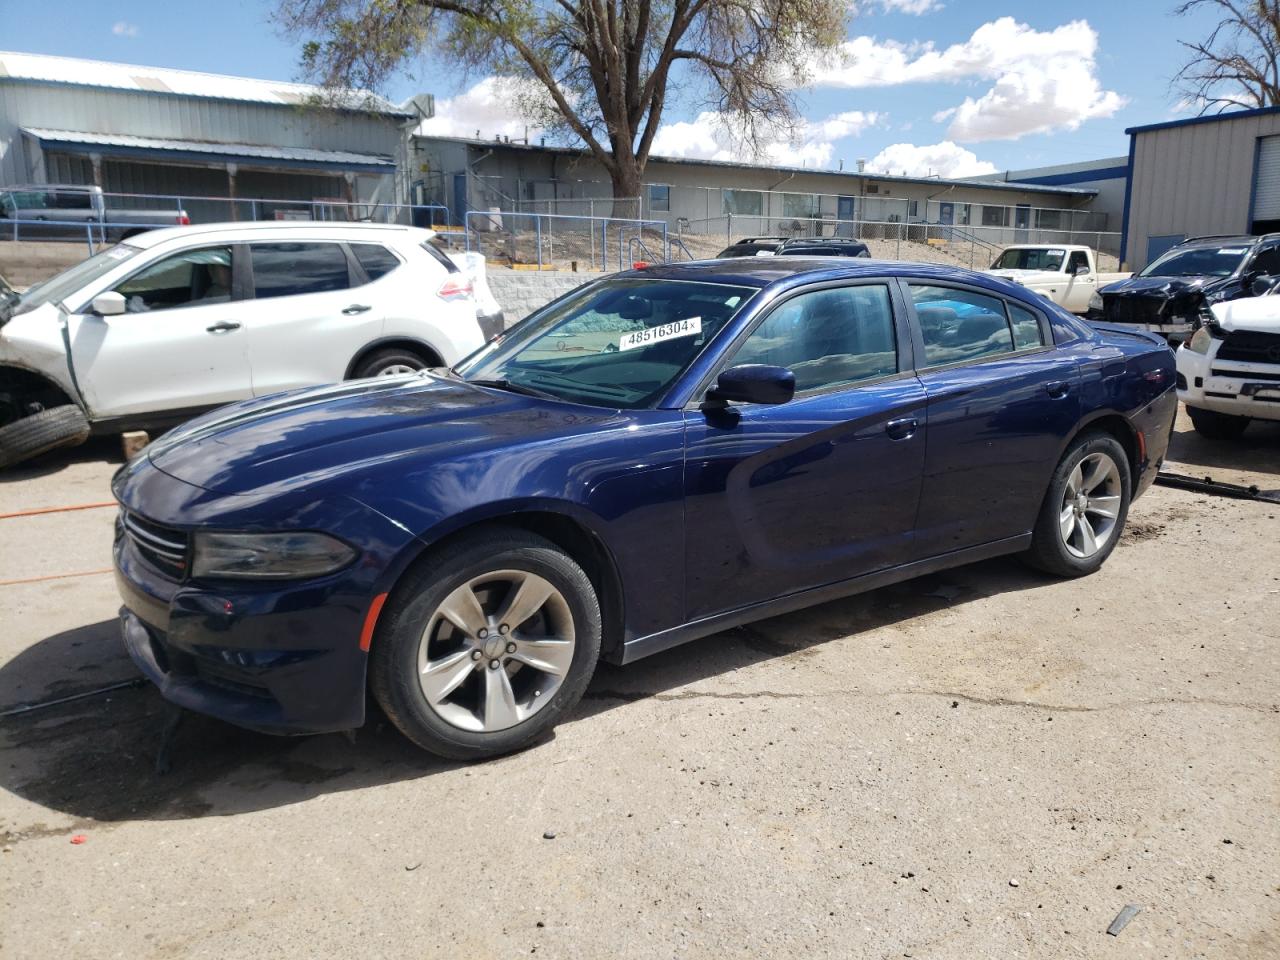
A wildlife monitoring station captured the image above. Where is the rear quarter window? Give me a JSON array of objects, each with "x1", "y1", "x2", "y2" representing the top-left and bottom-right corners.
[
  {"x1": 351, "y1": 243, "x2": 402, "y2": 282},
  {"x1": 420, "y1": 241, "x2": 460, "y2": 274}
]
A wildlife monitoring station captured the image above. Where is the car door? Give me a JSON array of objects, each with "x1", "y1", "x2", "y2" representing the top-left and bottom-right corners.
[
  {"x1": 1058, "y1": 250, "x2": 1092, "y2": 313},
  {"x1": 236, "y1": 240, "x2": 383, "y2": 395},
  {"x1": 905, "y1": 282, "x2": 1082, "y2": 560},
  {"x1": 66, "y1": 243, "x2": 252, "y2": 418},
  {"x1": 682, "y1": 281, "x2": 927, "y2": 622}
]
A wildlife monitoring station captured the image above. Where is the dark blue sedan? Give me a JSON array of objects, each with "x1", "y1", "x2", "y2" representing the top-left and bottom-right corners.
[{"x1": 113, "y1": 259, "x2": 1177, "y2": 759}]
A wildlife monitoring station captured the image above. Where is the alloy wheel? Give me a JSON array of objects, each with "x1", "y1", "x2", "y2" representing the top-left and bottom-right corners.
[
  {"x1": 1058, "y1": 451, "x2": 1123, "y2": 559},
  {"x1": 416, "y1": 570, "x2": 576, "y2": 732},
  {"x1": 376, "y1": 363, "x2": 419, "y2": 376}
]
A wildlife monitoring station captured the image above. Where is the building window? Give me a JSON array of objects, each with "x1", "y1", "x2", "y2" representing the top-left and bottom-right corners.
[
  {"x1": 1035, "y1": 209, "x2": 1063, "y2": 230},
  {"x1": 981, "y1": 205, "x2": 1008, "y2": 227},
  {"x1": 648, "y1": 184, "x2": 670, "y2": 213},
  {"x1": 908, "y1": 200, "x2": 919, "y2": 218},
  {"x1": 959, "y1": 204, "x2": 972, "y2": 225},
  {"x1": 723, "y1": 189, "x2": 764, "y2": 217},
  {"x1": 782, "y1": 193, "x2": 820, "y2": 219}
]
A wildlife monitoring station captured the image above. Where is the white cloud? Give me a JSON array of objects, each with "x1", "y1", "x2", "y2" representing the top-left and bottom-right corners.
[
  {"x1": 650, "y1": 110, "x2": 883, "y2": 167},
  {"x1": 813, "y1": 17, "x2": 1125, "y2": 141},
  {"x1": 879, "y1": 0, "x2": 943, "y2": 14},
  {"x1": 416, "y1": 77, "x2": 551, "y2": 141},
  {"x1": 864, "y1": 141, "x2": 998, "y2": 179},
  {"x1": 112, "y1": 21, "x2": 138, "y2": 38}
]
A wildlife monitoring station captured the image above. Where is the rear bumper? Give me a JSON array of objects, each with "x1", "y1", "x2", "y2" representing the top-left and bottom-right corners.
[{"x1": 1176, "y1": 346, "x2": 1280, "y2": 422}]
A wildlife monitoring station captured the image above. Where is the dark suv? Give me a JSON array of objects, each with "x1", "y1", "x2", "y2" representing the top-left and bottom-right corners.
[
  {"x1": 1089, "y1": 234, "x2": 1280, "y2": 341},
  {"x1": 717, "y1": 236, "x2": 871, "y2": 259}
]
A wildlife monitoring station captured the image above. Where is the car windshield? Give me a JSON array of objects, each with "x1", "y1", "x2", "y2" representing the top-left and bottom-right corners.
[
  {"x1": 992, "y1": 248, "x2": 1065, "y2": 271},
  {"x1": 1139, "y1": 245, "x2": 1248, "y2": 278},
  {"x1": 9, "y1": 244, "x2": 141, "y2": 317},
  {"x1": 456, "y1": 277, "x2": 758, "y2": 408}
]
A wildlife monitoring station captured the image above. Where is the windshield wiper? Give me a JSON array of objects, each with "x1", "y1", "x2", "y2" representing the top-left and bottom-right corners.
[{"x1": 467, "y1": 377, "x2": 560, "y2": 401}]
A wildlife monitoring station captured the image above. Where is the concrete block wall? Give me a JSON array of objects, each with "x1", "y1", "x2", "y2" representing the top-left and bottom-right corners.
[{"x1": 487, "y1": 271, "x2": 590, "y2": 326}]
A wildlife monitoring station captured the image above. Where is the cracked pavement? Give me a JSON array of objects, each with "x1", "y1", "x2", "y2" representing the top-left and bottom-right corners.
[{"x1": 1, "y1": 421, "x2": 1277, "y2": 959}]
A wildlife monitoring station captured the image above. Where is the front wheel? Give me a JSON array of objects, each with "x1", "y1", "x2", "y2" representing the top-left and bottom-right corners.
[
  {"x1": 1187, "y1": 406, "x2": 1250, "y2": 440},
  {"x1": 1023, "y1": 432, "x2": 1131, "y2": 578},
  {"x1": 370, "y1": 528, "x2": 602, "y2": 760},
  {"x1": 351, "y1": 347, "x2": 433, "y2": 379}
]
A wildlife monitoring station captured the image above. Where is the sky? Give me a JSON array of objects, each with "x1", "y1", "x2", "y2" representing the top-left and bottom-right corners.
[{"x1": 0, "y1": 0, "x2": 1228, "y2": 178}]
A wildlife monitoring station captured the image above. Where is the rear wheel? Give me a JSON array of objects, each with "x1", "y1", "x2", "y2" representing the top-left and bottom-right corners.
[
  {"x1": 1023, "y1": 432, "x2": 1131, "y2": 578},
  {"x1": 352, "y1": 347, "x2": 434, "y2": 379},
  {"x1": 0, "y1": 405, "x2": 90, "y2": 469},
  {"x1": 1187, "y1": 406, "x2": 1250, "y2": 440},
  {"x1": 370, "y1": 528, "x2": 602, "y2": 760}
]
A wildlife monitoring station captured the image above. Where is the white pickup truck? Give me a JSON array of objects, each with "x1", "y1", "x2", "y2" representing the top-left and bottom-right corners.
[{"x1": 985, "y1": 245, "x2": 1130, "y2": 315}]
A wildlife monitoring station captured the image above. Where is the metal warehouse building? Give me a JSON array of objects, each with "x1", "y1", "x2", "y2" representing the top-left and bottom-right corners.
[
  {"x1": 1122, "y1": 106, "x2": 1280, "y2": 269},
  {"x1": 0, "y1": 51, "x2": 422, "y2": 221}
]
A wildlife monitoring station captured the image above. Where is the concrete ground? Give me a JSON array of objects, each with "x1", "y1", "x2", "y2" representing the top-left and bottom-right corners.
[{"x1": 0, "y1": 407, "x2": 1276, "y2": 959}]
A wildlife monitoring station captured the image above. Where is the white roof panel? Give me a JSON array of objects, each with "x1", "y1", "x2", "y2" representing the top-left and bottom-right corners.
[{"x1": 0, "y1": 50, "x2": 411, "y2": 116}]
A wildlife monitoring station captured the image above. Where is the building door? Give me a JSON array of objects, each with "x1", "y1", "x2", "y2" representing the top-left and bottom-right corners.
[
  {"x1": 938, "y1": 202, "x2": 954, "y2": 241},
  {"x1": 1252, "y1": 135, "x2": 1280, "y2": 233},
  {"x1": 837, "y1": 195, "x2": 856, "y2": 237},
  {"x1": 1014, "y1": 204, "x2": 1031, "y2": 242},
  {"x1": 452, "y1": 173, "x2": 469, "y2": 227}
]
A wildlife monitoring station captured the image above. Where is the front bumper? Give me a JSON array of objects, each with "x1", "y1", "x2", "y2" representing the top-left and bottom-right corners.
[
  {"x1": 1176, "y1": 345, "x2": 1280, "y2": 422},
  {"x1": 112, "y1": 461, "x2": 420, "y2": 735}
]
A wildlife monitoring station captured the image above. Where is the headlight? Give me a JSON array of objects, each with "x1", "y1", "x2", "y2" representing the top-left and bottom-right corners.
[
  {"x1": 1088, "y1": 291, "x2": 1104, "y2": 311},
  {"x1": 1186, "y1": 326, "x2": 1214, "y2": 355},
  {"x1": 192, "y1": 531, "x2": 357, "y2": 580}
]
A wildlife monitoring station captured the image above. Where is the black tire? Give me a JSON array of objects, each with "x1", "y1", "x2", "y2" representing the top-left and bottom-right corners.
[
  {"x1": 0, "y1": 405, "x2": 90, "y2": 469},
  {"x1": 351, "y1": 347, "x2": 433, "y2": 379},
  {"x1": 370, "y1": 527, "x2": 602, "y2": 760},
  {"x1": 1022, "y1": 431, "x2": 1132, "y2": 578},
  {"x1": 1187, "y1": 406, "x2": 1250, "y2": 440}
]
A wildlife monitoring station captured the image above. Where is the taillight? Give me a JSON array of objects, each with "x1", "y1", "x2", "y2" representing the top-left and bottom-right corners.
[
  {"x1": 438, "y1": 276, "x2": 474, "y2": 301},
  {"x1": 178, "y1": 214, "x2": 190, "y2": 226}
]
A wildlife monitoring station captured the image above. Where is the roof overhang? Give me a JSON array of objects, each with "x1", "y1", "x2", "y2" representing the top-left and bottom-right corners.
[{"x1": 22, "y1": 128, "x2": 396, "y2": 175}]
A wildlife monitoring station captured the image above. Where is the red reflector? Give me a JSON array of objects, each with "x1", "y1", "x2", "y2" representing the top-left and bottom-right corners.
[
  {"x1": 438, "y1": 277, "x2": 474, "y2": 300},
  {"x1": 633, "y1": 261, "x2": 649, "y2": 269},
  {"x1": 178, "y1": 214, "x2": 190, "y2": 226},
  {"x1": 359, "y1": 592, "x2": 389, "y2": 652}
]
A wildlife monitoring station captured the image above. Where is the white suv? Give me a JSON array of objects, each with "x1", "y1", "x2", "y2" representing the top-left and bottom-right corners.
[
  {"x1": 0, "y1": 222, "x2": 499, "y2": 467},
  {"x1": 1176, "y1": 289, "x2": 1280, "y2": 438}
]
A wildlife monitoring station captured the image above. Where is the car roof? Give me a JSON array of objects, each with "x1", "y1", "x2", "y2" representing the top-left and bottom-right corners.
[
  {"x1": 623, "y1": 257, "x2": 1026, "y2": 296},
  {"x1": 122, "y1": 220, "x2": 436, "y2": 250}
]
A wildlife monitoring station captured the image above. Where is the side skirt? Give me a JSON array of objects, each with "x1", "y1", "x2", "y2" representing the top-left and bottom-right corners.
[{"x1": 619, "y1": 534, "x2": 1033, "y2": 665}]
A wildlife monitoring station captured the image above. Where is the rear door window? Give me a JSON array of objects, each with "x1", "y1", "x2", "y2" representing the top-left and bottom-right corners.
[
  {"x1": 250, "y1": 242, "x2": 351, "y2": 299},
  {"x1": 910, "y1": 285, "x2": 1015, "y2": 366},
  {"x1": 351, "y1": 243, "x2": 402, "y2": 282}
]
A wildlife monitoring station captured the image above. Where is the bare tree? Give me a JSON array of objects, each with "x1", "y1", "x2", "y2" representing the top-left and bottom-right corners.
[
  {"x1": 1175, "y1": 0, "x2": 1280, "y2": 112},
  {"x1": 276, "y1": 0, "x2": 848, "y2": 204}
]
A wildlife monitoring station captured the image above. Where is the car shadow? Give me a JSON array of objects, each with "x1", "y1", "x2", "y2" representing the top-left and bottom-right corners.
[
  {"x1": 0, "y1": 556, "x2": 1051, "y2": 826},
  {"x1": 0, "y1": 436, "x2": 123, "y2": 484},
  {"x1": 1166, "y1": 417, "x2": 1280, "y2": 477}
]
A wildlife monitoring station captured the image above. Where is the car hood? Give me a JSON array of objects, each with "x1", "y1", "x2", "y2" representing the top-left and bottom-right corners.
[
  {"x1": 147, "y1": 374, "x2": 618, "y2": 497},
  {"x1": 1102, "y1": 274, "x2": 1226, "y2": 298},
  {"x1": 1210, "y1": 296, "x2": 1280, "y2": 333}
]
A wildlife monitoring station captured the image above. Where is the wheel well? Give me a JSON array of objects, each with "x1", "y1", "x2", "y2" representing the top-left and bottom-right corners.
[
  {"x1": 1077, "y1": 414, "x2": 1140, "y2": 478},
  {"x1": 346, "y1": 339, "x2": 443, "y2": 379},
  {"x1": 0, "y1": 366, "x2": 76, "y2": 427},
  {"x1": 402, "y1": 513, "x2": 626, "y2": 663}
]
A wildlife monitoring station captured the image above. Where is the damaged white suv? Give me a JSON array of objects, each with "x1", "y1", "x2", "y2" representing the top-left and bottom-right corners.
[
  {"x1": 0, "y1": 222, "x2": 502, "y2": 468},
  {"x1": 1177, "y1": 282, "x2": 1280, "y2": 438}
]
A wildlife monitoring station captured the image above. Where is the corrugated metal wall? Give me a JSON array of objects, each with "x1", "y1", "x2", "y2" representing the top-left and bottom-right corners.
[
  {"x1": 0, "y1": 80, "x2": 402, "y2": 197},
  {"x1": 1125, "y1": 111, "x2": 1280, "y2": 269}
]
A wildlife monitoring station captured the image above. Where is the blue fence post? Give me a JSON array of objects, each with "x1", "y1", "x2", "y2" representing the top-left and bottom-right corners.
[{"x1": 84, "y1": 222, "x2": 94, "y2": 255}]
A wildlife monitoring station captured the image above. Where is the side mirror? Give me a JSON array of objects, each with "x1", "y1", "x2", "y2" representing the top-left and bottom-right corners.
[
  {"x1": 1073, "y1": 264, "x2": 1091, "y2": 276},
  {"x1": 1251, "y1": 275, "x2": 1276, "y2": 297},
  {"x1": 91, "y1": 291, "x2": 127, "y2": 316},
  {"x1": 705, "y1": 364, "x2": 796, "y2": 408}
]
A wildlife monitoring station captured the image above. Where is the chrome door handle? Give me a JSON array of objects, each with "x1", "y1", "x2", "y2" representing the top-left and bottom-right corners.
[
  {"x1": 342, "y1": 304, "x2": 372, "y2": 315},
  {"x1": 885, "y1": 416, "x2": 918, "y2": 440},
  {"x1": 1045, "y1": 380, "x2": 1070, "y2": 398},
  {"x1": 206, "y1": 321, "x2": 241, "y2": 333}
]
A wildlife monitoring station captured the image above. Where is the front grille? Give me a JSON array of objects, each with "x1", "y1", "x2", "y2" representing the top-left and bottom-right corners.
[
  {"x1": 1104, "y1": 296, "x2": 1165, "y2": 324},
  {"x1": 1216, "y1": 330, "x2": 1280, "y2": 364},
  {"x1": 121, "y1": 511, "x2": 189, "y2": 580},
  {"x1": 1212, "y1": 367, "x2": 1280, "y2": 381}
]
